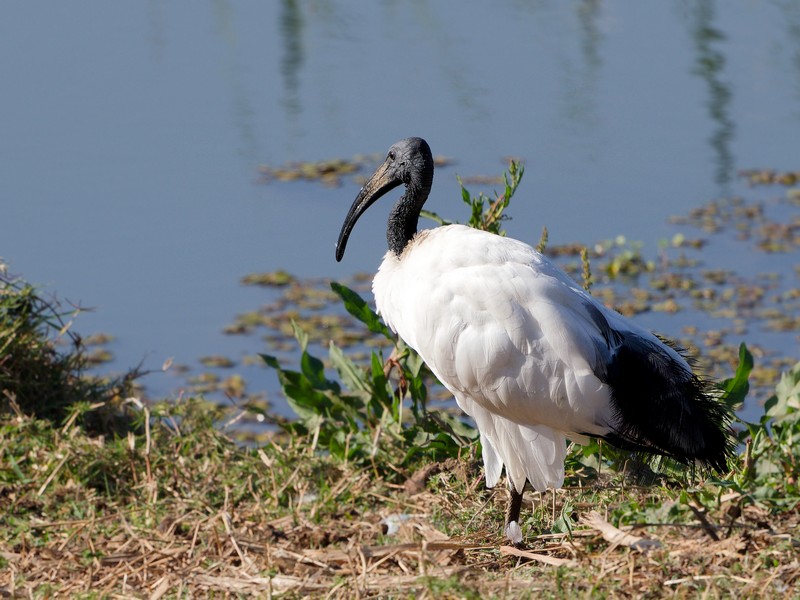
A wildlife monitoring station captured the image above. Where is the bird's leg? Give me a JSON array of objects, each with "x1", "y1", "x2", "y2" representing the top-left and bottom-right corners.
[{"x1": 505, "y1": 487, "x2": 524, "y2": 547}]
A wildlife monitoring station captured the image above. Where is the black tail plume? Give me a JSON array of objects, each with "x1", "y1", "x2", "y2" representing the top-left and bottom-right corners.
[{"x1": 601, "y1": 334, "x2": 733, "y2": 472}]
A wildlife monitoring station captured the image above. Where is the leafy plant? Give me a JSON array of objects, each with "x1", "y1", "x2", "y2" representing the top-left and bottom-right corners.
[
  {"x1": 735, "y1": 359, "x2": 800, "y2": 505},
  {"x1": 261, "y1": 284, "x2": 477, "y2": 470},
  {"x1": 719, "y1": 342, "x2": 753, "y2": 411},
  {"x1": 459, "y1": 161, "x2": 523, "y2": 235},
  {"x1": 420, "y1": 160, "x2": 524, "y2": 235}
]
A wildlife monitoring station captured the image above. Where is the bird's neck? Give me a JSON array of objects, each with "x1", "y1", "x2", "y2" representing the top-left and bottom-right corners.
[
  {"x1": 387, "y1": 191, "x2": 421, "y2": 256},
  {"x1": 386, "y1": 174, "x2": 433, "y2": 256}
]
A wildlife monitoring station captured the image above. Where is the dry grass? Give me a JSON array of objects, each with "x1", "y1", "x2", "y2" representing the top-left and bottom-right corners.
[{"x1": 2, "y1": 399, "x2": 798, "y2": 599}]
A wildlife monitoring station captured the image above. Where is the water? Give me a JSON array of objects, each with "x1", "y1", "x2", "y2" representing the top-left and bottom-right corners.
[{"x1": 1, "y1": 1, "x2": 799, "y2": 403}]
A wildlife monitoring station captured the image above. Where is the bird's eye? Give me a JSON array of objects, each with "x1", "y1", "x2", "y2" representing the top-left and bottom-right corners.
[{"x1": 387, "y1": 151, "x2": 396, "y2": 161}]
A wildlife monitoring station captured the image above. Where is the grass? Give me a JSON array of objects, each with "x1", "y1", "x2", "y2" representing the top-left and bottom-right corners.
[
  {"x1": 2, "y1": 167, "x2": 800, "y2": 598},
  {"x1": 2, "y1": 393, "x2": 799, "y2": 597}
]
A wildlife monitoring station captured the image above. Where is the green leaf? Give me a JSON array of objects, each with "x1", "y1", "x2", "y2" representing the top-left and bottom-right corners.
[
  {"x1": 300, "y1": 350, "x2": 337, "y2": 391},
  {"x1": 330, "y1": 282, "x2": 392, "y2": 339},
  {"x1": 328, "y1": 341, "x2": 370, "y2": 393},
  {"x1": 403, "y1": 344, "x2": 426, "y2": 379},
  {"x1": 290, "y1": 320, "x2": 310, "y2": 351},
  {"x1": 718, "y1": 343, "x2": 753, "y2": 409},
  {"x1": 419, "y1": 209, "x2": 451, "y2": 226},
  {"x1": 370, "y1": 352, "x2": 388, "y2": 394},
  {"x1": 260, "y1": 353, "x2": 281, "y2": 369},
  {"x1": 277, "y1": 369, "x2": 327, "y2": 408},
  {"x1": 431, "y1": 411, "x2": 477, "y2": 441},
  {"x1": 458, "y1": 176, "x2": 471, "y2": 206},
  {"x1": 551, "y1": 499, "x2": 574, "y2": 535},
  {"x1": 328, "y1": 429, "x2": 347, "y2": 460},
  {"x1": 765, "y1": 361, "x2": 800, "y2": 421},
  {"x1": 6, "y1": 454, "x2": 27, "y2": 483}
]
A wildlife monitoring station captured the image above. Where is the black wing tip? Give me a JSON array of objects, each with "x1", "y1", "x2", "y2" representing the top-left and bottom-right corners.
[
  {"x1": 602, "y1": 334, "x2": 736, "y2": 473},
  {"x1": 604, "y1": 388, "x2": 735, "y2": 475}
]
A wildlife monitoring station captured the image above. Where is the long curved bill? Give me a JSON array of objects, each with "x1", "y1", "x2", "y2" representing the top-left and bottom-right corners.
[{"x1": 335, "y1": 160, "x2": 401, "y2": 262}]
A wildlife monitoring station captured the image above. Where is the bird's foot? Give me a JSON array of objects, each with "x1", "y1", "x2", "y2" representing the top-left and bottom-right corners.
[{"x1": 505, "y1": 521, "x2": 523, "y2": 547}]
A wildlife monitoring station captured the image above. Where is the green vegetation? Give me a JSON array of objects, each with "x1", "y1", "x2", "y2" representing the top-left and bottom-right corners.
[
  {"x1": 1, "y1": 165, "x2": 799, "y2": 597},
  {"x1": 420, "y1": 160, "x2": 523, "y2": 235},
  {"x1": 0, "y1": 268, "x2": 136, "y2": 428}
]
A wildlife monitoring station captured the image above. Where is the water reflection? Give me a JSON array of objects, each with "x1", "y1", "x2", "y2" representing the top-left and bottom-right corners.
[
  {"x1": 782, "y1": 1, "x2": 800, "y2": 112},
  {"x1": 687, "y1": 0, "x2": 735, "y2": 189},
  {"x1": 578, "y1": 0, "x2": 603, "y2": 72},
  {"x1": 212, "y1": 0, "x2": 261, "y2": 164},
  {"x1": 146, "y1": 0, "x2": 167, "y2": 59},
  {"x1": 280, "y1": 0, "x2": 304, "y2": 133},
  {"x1": 415, "y1": 2, "x2": 491, "y2": 125},
  {"x1": 561, "y1": 0, "x2": 604, "y2": 138}
]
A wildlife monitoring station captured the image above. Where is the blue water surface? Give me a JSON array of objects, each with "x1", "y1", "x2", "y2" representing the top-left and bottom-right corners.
[{"x1": 1, "y1": 1, "x2": 798, "y2": 402}]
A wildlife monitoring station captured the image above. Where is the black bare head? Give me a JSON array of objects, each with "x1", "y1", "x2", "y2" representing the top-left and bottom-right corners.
[{"x1": 335, "y1": 137, "x2": 434, "y2": 262}]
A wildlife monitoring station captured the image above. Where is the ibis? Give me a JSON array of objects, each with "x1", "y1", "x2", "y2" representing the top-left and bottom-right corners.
[{"x1": 335, "y1": 137, "x2": 732, "y2": 544}]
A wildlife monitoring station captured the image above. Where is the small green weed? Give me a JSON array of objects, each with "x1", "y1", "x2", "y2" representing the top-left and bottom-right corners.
[{"x1": 420, "y1": 160, "x2": 524, "y2": 235}]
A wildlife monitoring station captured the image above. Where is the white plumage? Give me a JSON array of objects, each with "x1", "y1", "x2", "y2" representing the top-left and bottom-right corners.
[
  {"x1": 376, "y1": 225, "x2": 608, "y2": 489},
  {"x1": 336, "y1": 137, "x2": 731, "y2": 545}
]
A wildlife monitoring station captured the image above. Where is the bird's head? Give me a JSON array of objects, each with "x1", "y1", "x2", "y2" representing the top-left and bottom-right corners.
[{"x1": 336, "y1": 137, "x2": 433, "y2": 262}]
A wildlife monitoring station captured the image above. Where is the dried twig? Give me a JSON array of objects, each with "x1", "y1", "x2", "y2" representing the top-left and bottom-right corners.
[
  {"x1": 580, "y1": 511, "x2": 662, "y2": 553},
  {"x1": 499, "y1": 545, "x2": 577, "y2": 567}
]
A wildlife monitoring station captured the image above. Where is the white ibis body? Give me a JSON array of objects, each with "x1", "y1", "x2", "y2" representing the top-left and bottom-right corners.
[{"x1": 335, "y1": 137, "x2": 732, "y2": 544}]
